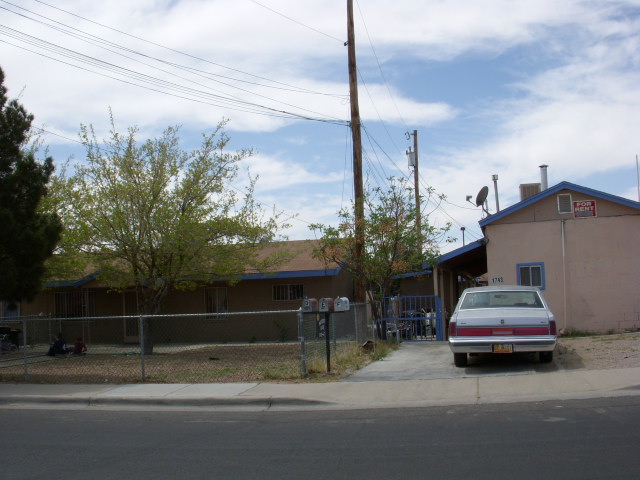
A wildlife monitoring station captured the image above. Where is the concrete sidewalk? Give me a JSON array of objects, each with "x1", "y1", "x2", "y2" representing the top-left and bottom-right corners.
[{"x1": 1, "y1": 366, "x2": 639, "y2": 411}]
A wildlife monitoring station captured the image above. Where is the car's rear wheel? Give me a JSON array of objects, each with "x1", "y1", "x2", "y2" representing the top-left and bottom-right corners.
[
  {"x1": 539, "y1": 351, "x2": 554, "y2": 363},
  {"x1": 454, "y1": 353, "x2": 468, "y2": 367}
]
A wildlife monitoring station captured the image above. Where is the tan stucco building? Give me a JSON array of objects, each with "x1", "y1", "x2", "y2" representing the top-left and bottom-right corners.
[
  {"x1": 478, "y1": 181, "x2": 640, "y2": 333},
  {"x1": 1, "y1": 240, "x2": 352, "y2": 344}
]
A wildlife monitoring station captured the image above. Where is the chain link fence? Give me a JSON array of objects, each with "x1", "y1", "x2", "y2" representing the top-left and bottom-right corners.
[
  {"x1": 0, "y1": 304, "x2": 375, "y2": 383},
  {"x1": 299, "y1": 303, "x2": 374, "y2": 375}
]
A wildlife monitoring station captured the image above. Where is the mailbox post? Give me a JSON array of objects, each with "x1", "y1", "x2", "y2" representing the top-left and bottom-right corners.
[
  {"x1": 300, "y1": 296, "x2": 350, "y2": 374},
  {"x1": 319, "y1": 298, "x2": 334, "y2": 371}
]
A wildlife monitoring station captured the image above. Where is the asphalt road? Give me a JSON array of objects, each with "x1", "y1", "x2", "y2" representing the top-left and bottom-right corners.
[{"x1": 2, "y1": 396, "x2": 639, "y2": 480}]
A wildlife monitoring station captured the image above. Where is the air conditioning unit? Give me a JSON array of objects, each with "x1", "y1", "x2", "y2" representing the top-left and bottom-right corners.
[
  {"x1": 558, "y1": 193, "x2": 572, "y2": 214},
  {"x1": 519, "y1": 183, "x2": 541, "y2": 201}
]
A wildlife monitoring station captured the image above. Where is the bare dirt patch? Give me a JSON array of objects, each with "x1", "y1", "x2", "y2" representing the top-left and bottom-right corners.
[
  {"x1": 556, "y1": 332, "x2": 640, "y2": 370},
  {"x1": 0, "y1": 344, "x2": 302, "y2": 384}
]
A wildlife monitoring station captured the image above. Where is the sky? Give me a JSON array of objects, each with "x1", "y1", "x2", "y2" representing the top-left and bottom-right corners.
[{"x1": 2, "y1": 0, "x2": 639, "y2": 253}]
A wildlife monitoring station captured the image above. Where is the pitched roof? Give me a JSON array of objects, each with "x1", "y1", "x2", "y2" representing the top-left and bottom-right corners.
[
  {"x1": 45, "y1": 240, "x2": 343, "y2": 287},
  {"x1": 241, "y1": 239, "x2": 343, "y2": 279},
  {"x1": 479, "y1": 181, "x2": 640, "y2": 228}
]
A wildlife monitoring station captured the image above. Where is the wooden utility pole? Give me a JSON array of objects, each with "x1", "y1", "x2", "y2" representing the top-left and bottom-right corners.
[
  {"x1": 411, "y1": 130, "x2": 421, "y2": 252},
  {"x1": 347, "y1": 0, "x2": 366, "y2": 303}
]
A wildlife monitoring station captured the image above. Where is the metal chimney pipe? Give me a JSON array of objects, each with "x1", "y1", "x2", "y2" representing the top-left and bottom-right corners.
[
  {"x1": 539, "y1": 164, "x2": 549, "y2": 190},
  {"x1": 491, "y1": 174, "x2": 500, "y2": 212}
]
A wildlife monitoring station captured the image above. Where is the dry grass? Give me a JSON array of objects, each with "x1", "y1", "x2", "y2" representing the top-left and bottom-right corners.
[
  {"x1": 0, "y1": 341, "x2": 399, "y2": 384},
  {"x1": 0, "y1": 344, "x2": 301, "y2": 384},
  {"x1": 305, "y1": 341, "x2": 399, "y2": 381}
]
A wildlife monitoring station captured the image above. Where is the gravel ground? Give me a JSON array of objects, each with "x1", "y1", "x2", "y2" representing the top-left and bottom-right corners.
[{"x1": 556, "y1": 332, "x2": 640, "y2": 370}]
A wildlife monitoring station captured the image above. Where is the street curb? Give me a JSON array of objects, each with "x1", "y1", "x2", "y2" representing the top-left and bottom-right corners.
[{"x1": 0, "y1": 395, "x2": 331, "y2": 409}]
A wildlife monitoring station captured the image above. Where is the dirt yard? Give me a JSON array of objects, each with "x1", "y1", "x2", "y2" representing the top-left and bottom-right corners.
[
  {"x1": 556, "y1": 332, "x2": 640, "y2": 370},
  {"x1": 2, "y1": 333, "x2": 638, "y2": 384},
  {"x1": 0, "y1": 343, "x2": 303, "y2": 384}
]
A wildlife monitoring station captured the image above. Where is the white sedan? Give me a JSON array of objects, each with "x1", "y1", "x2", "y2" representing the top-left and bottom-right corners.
[{"x1": 448, "y1": 286, "x2": 557, "y2": 367}]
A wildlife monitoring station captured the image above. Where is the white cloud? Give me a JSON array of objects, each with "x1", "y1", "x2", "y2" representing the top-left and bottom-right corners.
[
  {"x1": 3, "y1": 0, "x2": 639, "y2": 245},
  {"x1": 241, "y1": 152, "x2": 345, "y2": 192}
]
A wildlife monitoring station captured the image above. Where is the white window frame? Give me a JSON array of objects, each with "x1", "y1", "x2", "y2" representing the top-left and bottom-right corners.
[
  {"x1": 517, "y1": 263, "x2": 545, "y2": 290},
  {"x1": 558, "y1": 193, "x2": 573, "y2": 214}
]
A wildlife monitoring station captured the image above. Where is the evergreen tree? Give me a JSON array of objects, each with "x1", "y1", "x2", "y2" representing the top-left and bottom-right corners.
[{"x1": 0, "y1": 67, "x2": 62, "y2": 305}]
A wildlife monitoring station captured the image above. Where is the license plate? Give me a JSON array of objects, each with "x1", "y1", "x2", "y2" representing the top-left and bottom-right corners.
[{"x1": 493, "y1": 344, "x2": 513, "y2": 353}]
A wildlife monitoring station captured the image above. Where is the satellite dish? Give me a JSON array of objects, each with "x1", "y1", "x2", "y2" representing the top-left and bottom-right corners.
[{"x1": 475, "y1": 186, "x2": 489, "y2": 207}]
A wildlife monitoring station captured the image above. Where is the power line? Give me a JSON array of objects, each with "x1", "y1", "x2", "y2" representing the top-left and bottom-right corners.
[
  {"x1": 355, "y1": 0, "x2": 410, "y2": 133},
  {"x1": 0, "y1": 4, "x2": 348, "y2": 124},
  {"x1": 0, "y1": 33, "x2": 347, "y2": 125},
  {"x1": 26, "y1": 0, "x2": 340, "y2": 96},
  {"x1": 2, "y1": 3, "x2": 345, "y2": 99},
  {"x1": 249, "y1": 0, "x2": 344, "y2": 44}
]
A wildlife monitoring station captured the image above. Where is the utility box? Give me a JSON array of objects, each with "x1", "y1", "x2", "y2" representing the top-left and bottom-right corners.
[
  {"x1": 319, "y1": 297, "x2": 334, "y2": 312},
  {"x1": 302, "y1": 297, "x2": 319, "y2": 313},
  {"x1": 334, "y1": 297, "x2": 350, "y2": 312}
]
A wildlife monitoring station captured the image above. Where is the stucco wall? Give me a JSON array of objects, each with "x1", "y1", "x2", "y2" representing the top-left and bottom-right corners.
[
  {"x1": 12, "y1": 271, "x2": 354, "y2": 344},
  {"x1": 485, "y1": 191, "x2": 640, "y2": 333}
]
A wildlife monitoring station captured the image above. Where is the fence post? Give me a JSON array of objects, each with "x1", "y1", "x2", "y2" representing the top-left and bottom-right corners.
[
  {"x1": 324, "y1": 313, "x2": 331, "y2": 372},
  {"x1": 22, "y1": 316, "x2": 29, "y2": 380},
  {"x1": 139, "y1": 315, "x2": 145, "y2": 381},
  {"x1": 298, "y1": 308, "x2": 307, "y2": 377}
]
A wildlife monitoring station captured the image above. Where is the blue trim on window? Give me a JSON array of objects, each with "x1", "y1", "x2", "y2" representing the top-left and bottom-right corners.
[{"x1": 516, "y1": 262, "x2": 546, "y2": 290}]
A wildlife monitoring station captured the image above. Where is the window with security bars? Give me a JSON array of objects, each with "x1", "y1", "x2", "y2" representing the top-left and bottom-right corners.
[
  {"x1": 273, "y1": 284, "x2": 304, "y2": 301},
  {"x1": 205, "y1": 287, "x2": 228, "y2": 317},
  {"x1": 517, "y1": 263, "x2": 545, "y2": 289},
  {"x1": 1, "y1": 301, "x2": 20, "y2": 320},
  {"x1": 55, "y1": 290, "x2": 96, "y2": 317}
]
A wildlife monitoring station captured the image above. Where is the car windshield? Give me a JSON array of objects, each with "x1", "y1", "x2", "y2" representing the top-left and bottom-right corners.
[{"x1": 459, "y1": 290, "x2": 544, "y2": 309}]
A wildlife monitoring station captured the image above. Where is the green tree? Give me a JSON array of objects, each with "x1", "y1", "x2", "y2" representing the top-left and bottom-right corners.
[
  {"x1": 51, "y1": 115, "x2": 289, "y2": 350},
  {"x1": 0, "y1": 67, "x2": 62, "y2": 307},
  {"x1": 310, "y1": 177, "x2": 450, "y2": 324}
]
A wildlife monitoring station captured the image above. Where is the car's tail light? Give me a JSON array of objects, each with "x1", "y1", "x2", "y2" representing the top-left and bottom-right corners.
[
  {"x1": 549, "y1": 320, "x2": 557, "y2": 335},
  {"x1": 449, "y1": 320, "x2": 456, "y2": 337}
]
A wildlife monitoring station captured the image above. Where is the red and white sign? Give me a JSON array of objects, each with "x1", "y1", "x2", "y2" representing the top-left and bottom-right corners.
[{"x1": 573, "y1": 200, "x2": 597, "y2": 218}]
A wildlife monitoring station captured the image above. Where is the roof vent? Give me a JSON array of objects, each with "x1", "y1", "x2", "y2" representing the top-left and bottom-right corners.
[
  {"x1": 558, "y1": 193, "x2": 572, "y2": 214},
  {"x1": 519, "y1": 183, "x2": 541, "y2": 201}
]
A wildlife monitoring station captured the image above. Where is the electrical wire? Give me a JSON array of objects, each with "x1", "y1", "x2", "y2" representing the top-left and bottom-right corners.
[
  {"x1": 249, "y1": 0, "x2": 344, "y2": 44},
  {"x1": 1, "y1": 2, "x2": 347, "y2": 100},
  {"x1": 26, "y1": 0, "x2": 341, "y2": 96},
  {"x1": 0, "y1": 33, "x2": 347, "y2": 125},
  {"x1": 355, "y1": 0, "x2": 410, "y2": 133},
  {"x1": 20, "y1": 0, "x2": 481, "y2": 244}
]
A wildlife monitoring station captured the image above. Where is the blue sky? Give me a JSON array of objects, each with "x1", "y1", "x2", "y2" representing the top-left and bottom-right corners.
[{"x1": 2, "y1": 0, "x2": 639, "y2": 253}]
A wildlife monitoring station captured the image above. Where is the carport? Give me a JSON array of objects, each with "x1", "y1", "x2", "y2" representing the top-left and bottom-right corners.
[{"x1": 433, "y1": 238, "x2": 488, "y2": 317}]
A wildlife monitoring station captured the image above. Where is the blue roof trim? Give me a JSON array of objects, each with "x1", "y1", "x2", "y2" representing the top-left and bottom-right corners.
[
  {"x1": 45, "y1": 265, "x2": 343, "y2": 288},
  {"x1": 437, "y1": 238, "x2": 487, "y2": 263},
  {"x1": 44, "y1": 273, "x2": 98, "y2": 288},
  {"x1": 480, "y1": 181, "x2": 640, "y2": 227},
  {"x1": 393, "y1": 269, "x2": 432, "y2": 279},
  {"x1": 241, "y1": 267, "x2": 342, "y2": 280}
]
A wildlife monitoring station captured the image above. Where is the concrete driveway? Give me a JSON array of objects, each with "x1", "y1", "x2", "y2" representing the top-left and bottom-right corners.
[{"x1": 344, "y1": 341, "x2": 560, "y2": 382}]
